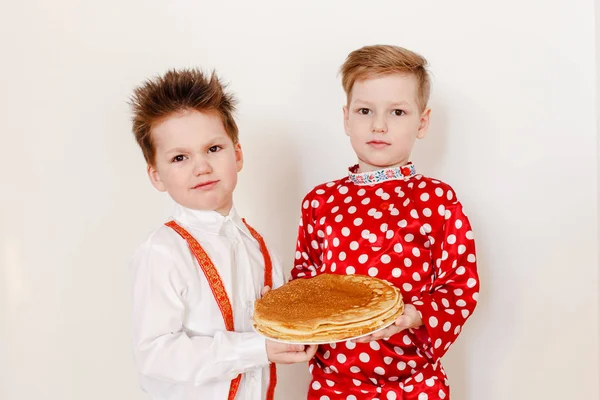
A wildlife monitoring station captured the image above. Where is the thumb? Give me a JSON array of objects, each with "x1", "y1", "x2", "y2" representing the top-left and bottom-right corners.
[
  {"x1": 394, "y1": 315, "x2": 410, "y2": 329},
  {"x1": 306, "y1": 345, "x2": 318, "y2": 358},
  {"x1": 261, "y1": 286, "x2": 271, "y2": 296}
]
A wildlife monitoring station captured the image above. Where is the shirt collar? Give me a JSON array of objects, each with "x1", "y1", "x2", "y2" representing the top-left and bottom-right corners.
[
  {"x1": 348, "y1": 162, "x2": 417, "y2": 185},
  {"x1": 173, "y1": 204, "x2": 253, "y2": 238}
]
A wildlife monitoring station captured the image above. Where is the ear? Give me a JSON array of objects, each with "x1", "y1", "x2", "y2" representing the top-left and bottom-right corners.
[
  {"x1": 234, "y1": 142, "x2": 244, "y2": 172},
  {"x1": 417, "y1": 108, "x2": 431, "y2": 139},
  {"x1": 147, "y1": 164, "x2": 167, "y2": 192},
  {"x1": 343, "y1": 105, "x2": 350, "y2": 137}
]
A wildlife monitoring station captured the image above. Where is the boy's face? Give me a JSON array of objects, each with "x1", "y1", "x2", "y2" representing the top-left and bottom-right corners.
[
  {"x1": 147, "y1": 110, "x2": 243, "y2": 215},
  {"x1": 343, "y1": 73, "x2": 430, "y2": 172}
]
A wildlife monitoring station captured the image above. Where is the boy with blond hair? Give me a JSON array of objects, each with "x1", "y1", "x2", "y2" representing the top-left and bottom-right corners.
[
  {"x1": 129, "y1": 68, "x2": 316, "y2": 400},
  {"x1": 291, "y1": 45, "x2": 480, "y2": 399}
]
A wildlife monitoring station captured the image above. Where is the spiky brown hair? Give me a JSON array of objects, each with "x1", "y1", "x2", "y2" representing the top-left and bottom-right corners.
[{"x1": 129, "y1": 68, "x2": 238, "y2": 165}]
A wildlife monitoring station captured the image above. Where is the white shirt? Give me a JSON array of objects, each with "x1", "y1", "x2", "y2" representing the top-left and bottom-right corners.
[{"x1": 130, "y1": 204, "x2": 285, "y2": 400}]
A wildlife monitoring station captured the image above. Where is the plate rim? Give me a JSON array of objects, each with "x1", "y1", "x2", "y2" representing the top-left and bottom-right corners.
[{"x1": 251, "y1": 319, "x2": 397, "y2": 345}]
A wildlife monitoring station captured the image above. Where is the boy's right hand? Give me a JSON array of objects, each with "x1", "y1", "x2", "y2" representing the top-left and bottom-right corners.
[{"x1": 266, "y1": 340, "x2": 318, "y2": 364}]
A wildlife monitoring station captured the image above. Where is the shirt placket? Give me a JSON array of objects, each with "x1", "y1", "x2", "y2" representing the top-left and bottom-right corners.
[{"x1": 224, "y1": 220, "x2": 261, "y2": 400}]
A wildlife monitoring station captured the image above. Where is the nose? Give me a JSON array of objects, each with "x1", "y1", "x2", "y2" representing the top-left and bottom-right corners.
[
  {"x1": 371, "y1": 114, "x2": 387, "y2": 134},
  {"x1": 193, "y1": 157, "x2": 212, "y2": 176}
]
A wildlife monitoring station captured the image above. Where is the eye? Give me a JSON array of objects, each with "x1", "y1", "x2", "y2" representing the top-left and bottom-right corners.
[
  {"x1": 171, "y1": 154, "x2": 187, "y2": 162},
  {"x1": 357, "y1": 108, "x2": 371, "y2": 115},
  {"x1": 208, "y1": 145, "x2": 223, "y2": 153},
  {"x1": 392, "y1": 109, "x2": 405, "y2": 116}
]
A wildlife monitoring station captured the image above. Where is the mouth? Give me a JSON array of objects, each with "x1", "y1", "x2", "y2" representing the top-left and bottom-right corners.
[
  {"x1": 367, "y1": 140, "x2": 391, "y2": 148},
  {"x1": 192, "y1": 180, "x2": 219, "y2": 190}
]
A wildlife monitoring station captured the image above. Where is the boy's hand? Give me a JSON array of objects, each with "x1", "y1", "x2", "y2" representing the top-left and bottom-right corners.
[
  {"x1": 266, "y1": 340, "x2": 318, "y2": 364},
  {"x1": 353, "y1": 304, "x2": 423, "y2": 343}
]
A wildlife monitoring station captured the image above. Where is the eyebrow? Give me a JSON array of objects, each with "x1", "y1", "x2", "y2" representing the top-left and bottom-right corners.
[
  {"x1": 165, "y1": 147, "x2": 190, "y2": 154},
  {"x1": 353, "y1": 99, "x2": 411, "y2": 107},
  {"x1": 164, "y1": 138, "x2": 227, "y2": 154},
  {"x1": 390, "y1": 101, "x2": 410, "y2": 107}
]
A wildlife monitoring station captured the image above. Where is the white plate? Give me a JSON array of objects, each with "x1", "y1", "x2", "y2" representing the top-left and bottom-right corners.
[{"x1": 252, "y1": 319, "x2": 396, "y2": 345}]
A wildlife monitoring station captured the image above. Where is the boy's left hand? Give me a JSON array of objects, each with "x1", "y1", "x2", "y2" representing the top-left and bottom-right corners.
[{"x1": 353, "y1": 304, "x2": 423, "y2": 343}]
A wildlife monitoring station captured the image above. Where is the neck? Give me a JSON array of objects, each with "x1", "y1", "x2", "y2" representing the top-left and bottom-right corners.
[
  {"x1": 181, "y1": 200, "x2": 233, "y2": 217},
  {"x1": 357, "y1": 159, "x2": 410, "y2": 173},
  {"x1": 214, "y1": 202, "x2": 233, "y2": 216}
]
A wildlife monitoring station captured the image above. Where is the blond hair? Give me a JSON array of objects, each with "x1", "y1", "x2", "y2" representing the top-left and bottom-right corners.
[{"x1": 340, "y1": 45, "x2": 431, "y2": 111}]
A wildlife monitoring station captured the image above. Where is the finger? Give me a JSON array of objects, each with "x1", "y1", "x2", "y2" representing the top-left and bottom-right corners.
[
  {"x1": 374, "y1": 327, "x2": 394, "y2": 338},
  {"x1": 280, "y1": 351, "x2": 315, "y2": 363},
  {"x1": 305, "y1": 345, "x2": 318, "y2": 358},
  {"x1": 353, "y1": 335, "x2": 373, "y2": 343},
  {"x1": 261, "y1": 286, "x2": 271, "y2": 296},
  {"x1": 286, "y1": 344, "x2": 305, "y2": 352},
  {"x1": 374, "y1": 326, "x2": 400, "y2": 340},
  {"x1": 394, "y1": 315, "x2": 410, "y2": 328},
  {"x1": 400, "y1": 317, "x2": 415, "y2": 331}
]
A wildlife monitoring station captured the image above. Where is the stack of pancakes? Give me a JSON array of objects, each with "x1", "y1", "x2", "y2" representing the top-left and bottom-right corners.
[{"x1": 253, "y1": 274, "x2": 404, "y2": 343}]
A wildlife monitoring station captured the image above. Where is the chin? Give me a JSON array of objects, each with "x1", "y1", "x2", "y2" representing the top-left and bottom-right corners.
[
  {"x1": 182, "y1": 203, "x2": 211, "y2": 211},
  {"x1": 375, "y1": 158, "x2": 407, "y2": 168},
  {"x1": 365, "y1": 161, "x2": 396, "y2": 170}
]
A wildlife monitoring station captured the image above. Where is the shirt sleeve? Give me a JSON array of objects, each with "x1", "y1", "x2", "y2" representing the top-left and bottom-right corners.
[
  {"x1": 290, "y1": 191, "x2": 323, "y2": 280},
  {"x1": 410, "y1": 186, "x2": 480, "y2": 361},
  {"x1": 130, "y1": 240, "x2": 269, "y2": 386}
]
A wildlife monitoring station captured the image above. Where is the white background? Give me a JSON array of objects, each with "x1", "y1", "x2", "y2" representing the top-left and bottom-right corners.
[{"x1": 1, "y1": 1, "x2": 598, "y2": 399}]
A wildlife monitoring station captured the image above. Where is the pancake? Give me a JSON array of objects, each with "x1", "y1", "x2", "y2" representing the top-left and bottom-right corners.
[{"x1": 253, "y1": 273, "x2": 404, "y2": 343}]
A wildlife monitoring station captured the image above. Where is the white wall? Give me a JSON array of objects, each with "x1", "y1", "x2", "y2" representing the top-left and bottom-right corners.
[{"x1": 1, "y1": 1, "x2": 597, "y2": 399}]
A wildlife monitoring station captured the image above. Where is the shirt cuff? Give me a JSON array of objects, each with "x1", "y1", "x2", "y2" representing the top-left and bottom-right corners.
[{"x1": 239, "y1": 332, "x2": 269, "y2": 368}]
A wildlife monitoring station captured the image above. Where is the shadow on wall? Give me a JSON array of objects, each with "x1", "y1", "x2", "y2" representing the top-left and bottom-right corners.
[{"x1": 413, "y1": 96, "x2": 498, "y2": 400}]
